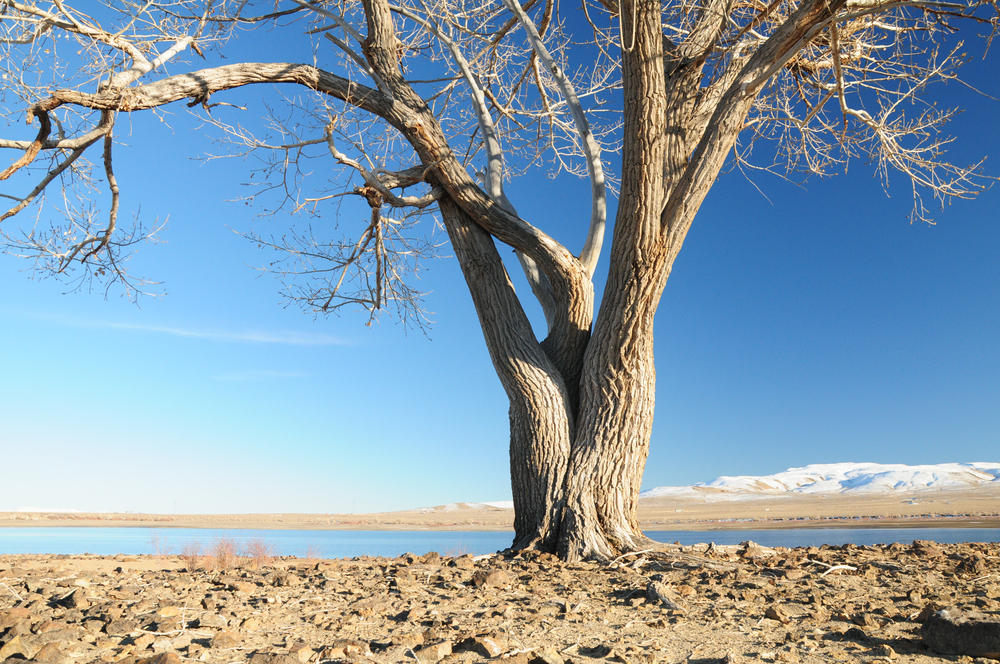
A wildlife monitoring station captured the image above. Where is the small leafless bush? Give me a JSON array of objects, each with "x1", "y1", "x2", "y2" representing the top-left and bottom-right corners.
[
  {"x1": 149, "y1": 531, "x2": 172, "y2": 560},
  {"x1": 241, "y1": 536, "x2": 277, "y2": 570},
  {"x1": 180, "y1": 539, "x2": 203, "y2": 571},
  {"x1": 303, "y1": 543, "x2": 324, "y2": 562},
  {"x1": 210, "y1": 535, "x2": 239, "y2": 570}
]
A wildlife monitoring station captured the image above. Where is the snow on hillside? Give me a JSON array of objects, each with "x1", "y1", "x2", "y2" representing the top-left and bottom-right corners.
[{"x1": 640, "y1": 462, "x2": 1000, "y2": 499}]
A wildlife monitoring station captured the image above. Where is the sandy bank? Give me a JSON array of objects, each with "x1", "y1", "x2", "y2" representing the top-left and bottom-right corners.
[{"x1": 2, "y1": 485, "x2": 998, "y2": 532}]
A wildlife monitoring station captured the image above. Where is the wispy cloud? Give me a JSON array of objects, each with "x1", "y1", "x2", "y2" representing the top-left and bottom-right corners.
[
  {"x1": 11, "y1": 311, "x2": 348, "y2": 346},
  {"x1": 212, "y1": 370, "x2": 309, "y2": 382}
]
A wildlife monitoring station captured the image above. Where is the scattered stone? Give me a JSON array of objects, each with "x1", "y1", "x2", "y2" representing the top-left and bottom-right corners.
[
  {"x1": 765, "y1": 606, "x2": 790, "y2": 624},
  {"x1": 248, "y1": 653, "x2": 301, "y2": 664},
  {"x1": 530, "y1": 646, "x2": 564, "y2": 664},
  {"x1": 155, "y1": 606, "x2": 180, "y2": 618},
  {"x1": 136, "y1": 653, "x2": 183, "y2": 664},
  {"x1": 196, "y1": 613, "x2": 228, "y2": 629},
  {"x1": 0, "y1": 634, "x2": 35, "y2": 660},
  {"x1": 912, "y1": 540, "x2": 944, "y2": 558},
  {"x1": 57, "y1": 588, "x2": 88, "y2": 609},
  {"x1": 416, "y1": 641, "x2": 453, "y2": 663},
  {"x1": 451, "y1": 556, "x2": 475, "y2": 569},
  {"x1": 470, "y1": 569, "x2": 511, "y2": 589},
  {"x1": 393, "y1": 633, "x2": 424, "y2": 649},
  {"x1": 287, "y1": 642, "x2": 314, "y2": 663},
  {"x1": 852, "y1": 613, "x2": 878, "y2": 629},
  {"x1": 0, "y1": 608, "x2": 31, "y2": 629},
  {"x1": 469, "y1": 634, "x2": 507, "y2": 657},
  {"x1": 2, "y1": 543, "x2": 998, "y2": 664},
  {"x1": 32, "y1": 642, "x2": 66, "y2": 664},
  {"x1": 211, "y1": 630, "x2": 241, "y2": 649},
  {"x1": 151, "y1": 637, "x2": 173, "y2": 652},
  {"x1": 105, "y1": 619, "x2": 137, "y2": 636},
  {"x1": 921, "y1": 609, "x2": 1000, "y2": 659},
  {"x1": 323, "y1": 639, "x2": 371, "y2": 659},
  {"x1": 914, "y1": 603, "x2": 942, "y2": 623},
  {"x1": 842, "y1": 628, "x2": 869, "y2": 643},
  {"x1": 134, "y1": 633, "x2": 156, "y2": 650},
  {"x1": 871, "y1": 644, "x2": 897, "y2": 659}
]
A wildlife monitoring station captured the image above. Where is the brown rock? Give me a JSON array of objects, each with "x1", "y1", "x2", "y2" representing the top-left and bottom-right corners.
[
  {"x1": 58, "y1": 588, "x2": 88, "y2": 609},
  {"x1": 322, "y1": 639, "x2": 371, "y2": 659},
  {"x1": 288, "y1": 643, "x2": 314, "y2": 663},
  {"x1": 136, "y1": 653, "x2": 184, "y2": 664},
  {"x1": 957, "y1": 555, "x2": 987, "y2": 576},
  {"x1": 470, "y1": 570, "x2": 512, "y2": 589},
  {"x1": 196, "y1": 613, "x2": 228, "y2": 629},
  {"x1": 248, "y1": 654, "x2": 301, "y2": 664},
  {"x1": 914, "y1": 603, "x2": 942, "y2": 623},
  {"x1": 471, "y1": 634, "x2": 508, "y2": 657},
  {"x1": 211, "y1": 630, "x2": 241, "y2": 649},
  {"x1": 852, "y1": 613, "x2": 879, "y2": 629},
  {"x1": 871, "y1": 644, "x2": 897, "y2": 659},
  {"x1": 151, "y1": 637, "x2": 173, "y2": 652},
  {"x1": 134, "y1": 634, "x2": 156, "y2": 650},
  {"x1": 451, "y1": 555, "x2": 475, "y2": 569},
  {"x1": 765, "y1": 606, "x2": 791, "y2": 624},
  {"x1": 921, "y1": 609, "x2": 1000, "y2": 659},
  {"x1": 32, "y1": 643, "x2": 66, "y2": 664},
  {"x1": 0, "y1": 608, "x2": 31, "y2": 629},
  {"x1": 393, "y1": 633, "x2": 425, "y2": 649},
  {"x1": 912, "y1": 540, "x2": 944, "y2": 558},
  {"x1": 105, "y1": 619, "x2": 138, "y2": 636},
  {"x1": 417, "y1": 641, "x2": 454, "y2": 663},
  {"x1": 0, "y1": 634, "x2": 36, "y2": 660},
  {"x1": 530, "y1": 646, "x2": 565, "y2": 664},
  {"x1": 170, "y1": 634, "x2": 193, "y2": 650}
]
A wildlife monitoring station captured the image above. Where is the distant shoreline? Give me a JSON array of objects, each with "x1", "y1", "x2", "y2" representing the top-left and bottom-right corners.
[{"x1": 3, "y1": 485, "x2": 998, "y2": 532}]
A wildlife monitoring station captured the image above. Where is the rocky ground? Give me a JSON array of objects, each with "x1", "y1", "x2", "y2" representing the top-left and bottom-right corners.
[{"x1": 1, "y1": 540, "x2": 998, "y2": 664}]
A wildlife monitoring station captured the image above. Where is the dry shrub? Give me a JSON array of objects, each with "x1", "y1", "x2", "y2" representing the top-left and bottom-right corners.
[
  {"x1": 210, "y1": 535, "x2": 239, "y2": 570},
  {"x1": 149, "y1": 531, "x2": 172, "y2": 560},
  {"x1": 241, "y1": 536, "x2": 277, "y2": 569},
  {"x1": 303, "y1": 543, "x2": 324, "y2": 562},
  {"x1": 180, "y1": 539, "x2": 203, "y2": 571}
]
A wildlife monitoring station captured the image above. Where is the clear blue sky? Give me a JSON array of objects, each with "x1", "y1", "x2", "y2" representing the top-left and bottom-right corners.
[{"x1": 1, "y1": 16, "x2": 997, "y2": 514}]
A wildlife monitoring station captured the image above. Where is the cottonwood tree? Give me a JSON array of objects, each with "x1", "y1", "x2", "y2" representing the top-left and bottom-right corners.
[{"x1": 1, "y1": 0, "x2": 994, "y2": 559}]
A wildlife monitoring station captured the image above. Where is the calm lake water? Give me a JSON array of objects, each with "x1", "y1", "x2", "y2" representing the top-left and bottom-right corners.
[{"x1": 0, "y1": 527, "x2": 997, "y2": 558}]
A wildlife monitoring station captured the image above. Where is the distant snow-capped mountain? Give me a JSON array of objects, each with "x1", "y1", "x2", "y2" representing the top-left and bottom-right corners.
[{"x1": 640, "y1": 462, "x2": 1000, "y2": 499}]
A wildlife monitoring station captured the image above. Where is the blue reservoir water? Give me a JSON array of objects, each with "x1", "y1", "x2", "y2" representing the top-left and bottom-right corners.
[{"x1": 0, "y1": 527, "x2": 997, "y2": 558}]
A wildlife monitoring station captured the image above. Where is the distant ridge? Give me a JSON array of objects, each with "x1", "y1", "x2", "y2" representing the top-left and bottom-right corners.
[{"x1": 640, "y1": 462, "x2": 1000, "y2": 500}]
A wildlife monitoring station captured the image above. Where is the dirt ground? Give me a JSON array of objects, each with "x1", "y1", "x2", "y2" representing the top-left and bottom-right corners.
[
  {"x1": 2, "y1": 486, "x2": 998, "y2": 532},
  {"x1": 2, "y1": 539, "x2": 999, "y2": 664}
]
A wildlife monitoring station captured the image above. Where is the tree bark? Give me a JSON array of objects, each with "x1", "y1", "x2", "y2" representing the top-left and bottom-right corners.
[
  {"x1": 434, "y1": 197, "x2": 574, "y2": 551},
  {"x1": 551, "y1": 0, "x2": 673, "y2": 561}
]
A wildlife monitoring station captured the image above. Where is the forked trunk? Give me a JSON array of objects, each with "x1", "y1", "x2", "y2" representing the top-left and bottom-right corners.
[
  {"x1": 549, "y1": 0, "x2": 673, "y2": 560},
  {"x1": 434, "y1": 198, "x2": 574, "y2": 550}
]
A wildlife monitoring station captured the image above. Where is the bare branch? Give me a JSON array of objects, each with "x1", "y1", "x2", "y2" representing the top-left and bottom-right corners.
[{"x1": 501, "y1": 0, "x2": 608, "y2": 278}]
